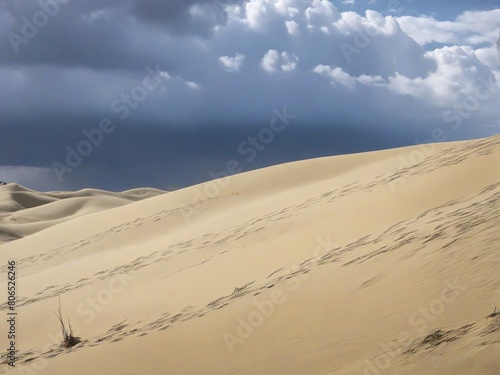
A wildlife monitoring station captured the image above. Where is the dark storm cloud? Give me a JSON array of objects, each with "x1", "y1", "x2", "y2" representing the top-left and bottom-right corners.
[
  {"x1": 0, "y1": 0, "x2": 226, "y2": 70},
  {"x1": 132, "y1": 0, "x2": 223, "y2": 35},
  {"x1": 0, "y1": 114, "x2": 425, "y2": 191},
  {"x1": 0, "y1": 0, "x2": 222, "y2": 32},
  {"x1": 0, "y1": 0, "x2": 498, "y2": 192}
]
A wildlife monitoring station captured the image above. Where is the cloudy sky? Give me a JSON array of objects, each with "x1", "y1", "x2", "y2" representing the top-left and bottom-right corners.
[{"x1": 0, "y1": 0, "x2": 498, "y2": 191}]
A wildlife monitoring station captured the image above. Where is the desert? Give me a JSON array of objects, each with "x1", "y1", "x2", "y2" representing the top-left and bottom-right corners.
[{"x1": 0, "y1": 135, "x2": 498, "y2": 374}]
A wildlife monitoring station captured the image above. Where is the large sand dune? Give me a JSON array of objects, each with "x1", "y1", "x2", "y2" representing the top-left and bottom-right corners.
[{"x1": 0, "y1": 135, "x2": 498, "y2": 374}]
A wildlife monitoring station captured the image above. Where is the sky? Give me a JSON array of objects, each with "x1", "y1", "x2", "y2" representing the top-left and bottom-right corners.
[{"x1": 0, "y1": 0, "x2": 499, "y2": 191}]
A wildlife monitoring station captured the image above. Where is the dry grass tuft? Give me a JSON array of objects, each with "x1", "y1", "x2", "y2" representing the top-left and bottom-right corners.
[
  {"x1": 54, "y1": 295, "x2": 81, "y2": 348},
  {"x1": 487, "y1": 307, "x2": 499, "y2": 318}
]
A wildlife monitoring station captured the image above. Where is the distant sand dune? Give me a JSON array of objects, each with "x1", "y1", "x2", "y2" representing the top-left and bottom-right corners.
[
  {"x1": 0, "y1": 184, "x2": 165, "y2": 244},
  {"x1": 0, "y1": 135, "x2": 498, "y2": 374}
]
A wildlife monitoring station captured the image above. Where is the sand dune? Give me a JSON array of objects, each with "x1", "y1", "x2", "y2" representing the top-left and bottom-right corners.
[
  {"x1": 0, "y1": 184, "x2": 165, "y2": 244},
  {"x1": 0, "y1": 135, "x2": 498, "y2": 374}
]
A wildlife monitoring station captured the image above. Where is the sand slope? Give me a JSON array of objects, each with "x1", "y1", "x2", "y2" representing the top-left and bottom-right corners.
[{"x1": 0, "y1": 135, "x2": 498, "y2": 375}]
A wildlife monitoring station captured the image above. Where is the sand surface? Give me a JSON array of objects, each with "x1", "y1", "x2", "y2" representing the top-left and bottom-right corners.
[{"x1": 0, "y1": 135, "x2": 498, "y2": 374}]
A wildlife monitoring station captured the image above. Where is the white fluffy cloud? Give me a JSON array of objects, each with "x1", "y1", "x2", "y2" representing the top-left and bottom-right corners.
[
  {"x1": 397, "y1": 10, "x2": 500, "y2": 46},
  {"x1": 285, "y1": 20, "x2": 299, "y2": 35},
  {"x1": 260, "y1": 49, "x2": 280, "y2": 73},
  {"x1": 261, "y1": 50, "x2": 299, "y2": 73},
  {"x1": 219, "y1": 53, "x2": 246, "y2": 72},
  {"x1": 314, "y1": 65, "x2": 356, "y2": 89},
  {"x1": 314, "y1": 44, "x2": 496, "y2": 110},
  {"x1": 186, "y1": 81, "x2": 201, "y2": 90},
  {"x1": 305, "y1": 0, "x2": 341, "y2": 30},
  {"x1": 227, "y1": 3, "x2": 497, "y2": 126}
]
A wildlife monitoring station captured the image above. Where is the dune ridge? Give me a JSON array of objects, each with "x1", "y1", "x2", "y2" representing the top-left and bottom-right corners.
[{"x1": 0, "y1": 135, "x2": 498, "y2": 374}]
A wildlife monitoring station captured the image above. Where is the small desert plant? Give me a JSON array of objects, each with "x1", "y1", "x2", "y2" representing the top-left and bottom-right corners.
[
  {"x1": 54, "y1": 295, "x2": 81, "y2": 348},
  {"x1": 488, "y1": 306, "x2": 499, "y2": 318}
]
